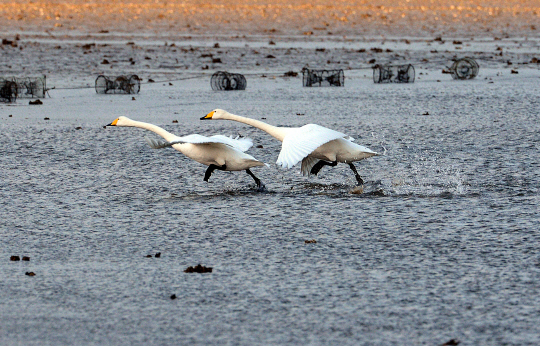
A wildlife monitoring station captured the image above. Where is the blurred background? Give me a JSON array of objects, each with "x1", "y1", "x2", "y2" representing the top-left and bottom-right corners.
[{"x1": 1, "y1": 0, "x2": 539, "y2": 38}]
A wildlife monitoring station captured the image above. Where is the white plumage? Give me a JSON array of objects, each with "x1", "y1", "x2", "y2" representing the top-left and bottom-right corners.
[
  {"x1": 107, "y1": 116, "x2": 266, "y2": 190},
  {"x1": 145, "y1": 134, "x2": 253, "y2": 152},
  {"x1": 277, "y1": 124, "x2": 349, "y2": 169},
  {"x1": 201, "y1": 109, "x2": 378, "y2": 185}
]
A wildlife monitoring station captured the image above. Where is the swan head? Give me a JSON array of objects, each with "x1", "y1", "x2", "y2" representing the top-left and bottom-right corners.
[
  {"x1": 201, "y1": 109, "x2": 228, "y2": 120},
  {"x1": 106, "y1": 116, "x2": 131, "y2": 127}
]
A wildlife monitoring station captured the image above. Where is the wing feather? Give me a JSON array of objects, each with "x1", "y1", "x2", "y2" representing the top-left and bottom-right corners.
[
  {"x1": 276, "y1": 124, "x2": 348, "y2": 169},
  {"x1": 301, "y1": 156, "x2": 319, "y2": 176},
  {"x1": 145, "y1": 134, "x2": 253, "y2": 152},
  {"x1": 208, "y1": 135, "x2": 253, "y2": 152}
]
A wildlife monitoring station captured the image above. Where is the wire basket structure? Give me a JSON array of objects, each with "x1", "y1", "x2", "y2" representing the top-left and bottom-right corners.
[
  {"x1": 0, "y1": 79, "x2": 18, "y2": 103},
  {"x1": 210, "y1": 71, "x2": 247, "y2": 91},
  {"x1": 95, "y1": 75, "x2": 141, "y2": 94},
  {"x1": 12, "y1": 76, "x2": 47, "y2": 98},
  {"x1": 0, "y1": 76, "x2": 47, "y2": 100},
  {"x1": 302, "y1": 69, "x2": 344, "y2": 87},
  {"x1": 373, "y1": 64, "x2": 415, "y2": 83},
  {"x1": 449, "y1": 58, "x2": 479, "y2": 80}
]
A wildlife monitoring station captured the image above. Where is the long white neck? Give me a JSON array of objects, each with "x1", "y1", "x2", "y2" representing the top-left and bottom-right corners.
[
  {"x1": 220, "y1": 112, "x2": 291, "y2": 142},
  {"x1": 122, "y1": 118, "x2": 178, "y2": 142}
]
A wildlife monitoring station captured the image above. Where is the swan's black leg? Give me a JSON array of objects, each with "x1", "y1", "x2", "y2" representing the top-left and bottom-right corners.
[
  {"x1": 204, "y1": 165, "x2": 218, "y2": 182},
  {"x1": 348, "y1": 163, "x2": 364, "y2": 185},
  {"x1": 310, "y1": 160, "x2": 338, "y2": 175},
  {"x1": 204, "y1": 164, "x2": 226, "y2": 182},
  {"x1": 246, "y1": 169, "x2": 265, "y2": 192}
]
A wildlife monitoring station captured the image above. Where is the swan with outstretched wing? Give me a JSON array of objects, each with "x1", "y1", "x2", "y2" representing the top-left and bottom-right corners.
[
  {"x1": 106, "y1": 116, "x2": 266, "y2": 190},
  {"x1": 201, "y1": 109, "x2": 378, "y2": 185}
]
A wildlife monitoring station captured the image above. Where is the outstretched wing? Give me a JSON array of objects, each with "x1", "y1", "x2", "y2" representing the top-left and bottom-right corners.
[
  {"x1": 145, "y1": 134, "x2": 253, "y2": 152},
  {"x1": 208, "y1": 135, "x2": 253, "y2": 152},
  {"x1": 276, "y1": 124, "x2": 348, "y2": 169},
  {"x1": 145, "y1": 137, "x2": 175, "y2": 149}
]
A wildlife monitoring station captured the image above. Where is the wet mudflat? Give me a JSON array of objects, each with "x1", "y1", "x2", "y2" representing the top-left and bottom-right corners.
[{"x1": 1, "y1": 42, "x2": 540, "y2": 345}]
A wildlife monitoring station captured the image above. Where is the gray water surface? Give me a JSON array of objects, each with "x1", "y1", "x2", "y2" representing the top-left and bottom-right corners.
[{"x1": 1, "y1": 71, "x2": 540, "y2": 345}]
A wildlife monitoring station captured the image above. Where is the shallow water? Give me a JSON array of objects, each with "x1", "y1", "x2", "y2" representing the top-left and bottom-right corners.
[{"x1": 1, "y1": 63, "x2": 540, "y2": 345}]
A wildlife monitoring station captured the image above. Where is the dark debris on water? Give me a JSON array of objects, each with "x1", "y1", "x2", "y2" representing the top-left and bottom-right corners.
[
  {"x1": 10, "y1": 255, "x2": 30, "y2": 261},
  {"x1": 184, "y1": 264, "x2": 212, "y2": 273}
]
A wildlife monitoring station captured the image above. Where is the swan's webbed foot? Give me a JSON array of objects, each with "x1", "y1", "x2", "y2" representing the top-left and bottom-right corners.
[
  {"x1": 204, "y1": 164, "x2": 226, "y2": 182},
  {"x1": 256, "y1": 183, "x2": 266, "y2": 192},
  {"x1": 246, "y1": 169, "x2": 266, "y2": 192},
  {"x1": 348, "y1": 163, "x2": 364, "y2": 185},
  {"x1": 310, "y1": 160, "x2": 338, "y2": 175}
]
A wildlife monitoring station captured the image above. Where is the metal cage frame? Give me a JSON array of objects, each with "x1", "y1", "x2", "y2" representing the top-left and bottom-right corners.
[
  {"x1": 210, "y1": 71, "x2": 247, "y2": 91},
  {"x1": 0, "y1": 75, "x2": 47, "y2": 101},
  {"x1": 0, "y1": 79, "x2": 18, "y2": 103},
  {"x1": 302, "y1": 69, "x2": 344, "y2": 87},
  {"x1": 449, "y1": 57, "x2": 479, "y2": 80},
  {"x1": 373, "y1": 64, "x2": 415, "y2": 84},
  {"x1": 95, "y1": 75, "x2": 141, "y2": 94}
]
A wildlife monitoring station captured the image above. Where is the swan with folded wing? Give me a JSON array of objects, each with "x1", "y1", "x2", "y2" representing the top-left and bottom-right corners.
[
  {"x1": 106, "y1": 116, "x2": 266, "y2": 190},
  {"x1": 201, "y1": 109, "x2": 378, "y2": 185}
]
